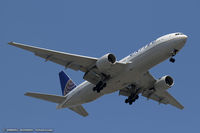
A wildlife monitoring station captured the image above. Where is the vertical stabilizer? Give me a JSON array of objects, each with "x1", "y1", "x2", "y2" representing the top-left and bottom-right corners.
[{"x1": 59, "y1": 71, "x2": 76, "y2": 96}]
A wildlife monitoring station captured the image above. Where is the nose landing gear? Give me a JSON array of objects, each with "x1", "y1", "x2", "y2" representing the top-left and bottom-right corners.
[
  {"x1": 169, "y1": 57, "x2": 175, "y2": 63},
  {"x1": 169, "y1": 49, "x2": 178, "y2": 63}
]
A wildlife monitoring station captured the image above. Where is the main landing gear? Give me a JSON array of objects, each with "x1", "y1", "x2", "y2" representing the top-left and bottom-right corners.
[
  {"x1": 93, "y1": 74, "x2": 109, "y2": 93},
  {"x1": 93, "y1": 81, "x2": 107, "y2": 93},
  {"x1": 169, "y1": 49, "x2": 178, "y2": 63},
  {"x1": 125, "y1": 94, "x2": 139, "y2": 105},
  {"x1": 124, "y1": 84, "x2": 141, "y2": 105}
]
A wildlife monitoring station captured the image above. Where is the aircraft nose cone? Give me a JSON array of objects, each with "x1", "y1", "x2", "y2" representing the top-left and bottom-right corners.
[
  {"x1": 180, "y1": 35, "x2": 188, "y2": 45},
  {"x1": 174, "y1": 34, "x2": 188, "y2": 50},
  {"x1": 175, "y1": 34, "x2": 188, "y2": 43},
  {"x1": 181, "y1": 34, "x2": 188, "y2": 42}
]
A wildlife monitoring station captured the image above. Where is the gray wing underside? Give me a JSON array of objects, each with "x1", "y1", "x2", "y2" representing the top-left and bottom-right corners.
[
  {"x1": 8, "y1": 42, "x2": 97, "y2": 72},
  {"x1": 142, "y1": 90, "x2": 184, "y2": 109},
  {"x1": 119, "y1": 72, "x2": 184, "y2": 110},
  {"x1": 8, "y1": 42, "x2": 126, "y2": 75}
]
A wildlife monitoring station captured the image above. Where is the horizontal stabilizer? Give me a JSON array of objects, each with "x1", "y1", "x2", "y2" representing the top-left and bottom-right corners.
[
  {"x1": 69, "y1": 105, "x2": 88, "y2": 117},
  {"x1": 25, "y1": 92, "x2": 66, "y2": 103}
]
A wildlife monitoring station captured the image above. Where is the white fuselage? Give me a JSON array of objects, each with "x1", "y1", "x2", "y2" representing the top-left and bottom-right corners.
[{"x1": 61, "y1": 33, "x2": 187, "y2": 108}]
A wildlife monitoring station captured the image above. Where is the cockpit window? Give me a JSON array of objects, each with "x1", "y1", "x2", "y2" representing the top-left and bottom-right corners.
[{"x1": 175, "y1": 32, "x2": 183, "y2": 35}]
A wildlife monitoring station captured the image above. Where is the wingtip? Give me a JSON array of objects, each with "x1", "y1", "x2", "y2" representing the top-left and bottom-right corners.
[
  {"x1": 83, "y1": 114, "x2": 89, "y2": 117},
  {"x1": 176, "y1": 104, "x2": 184, "y2": 110},
  {"x1": 8, "y1": 41, "x2": 14, "y2": 45},
  {"x1": 8, "y1": 41, "x2": 18, "y2": 46},
  {"x1": 80, "y1": 113, "x2": 89, "y2": 117},
  {"x1": 180, "y1": 106, "x2": 184, "y2": 110},
  {"x1": 24, "y1": 92, "x2": 29, "y2": 96}
]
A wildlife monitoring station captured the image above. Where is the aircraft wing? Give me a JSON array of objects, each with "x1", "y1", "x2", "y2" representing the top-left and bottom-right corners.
[
  {"x1": 8, "y1": 42, "x2": 126, "y2": 74},
  {"x1": 119, "y1": 72, "x2": 184, "y2": 110},
  {"x1": 8, "y1": 42, "x2": 97, "y2": 72},
  {"x1": 69, "y1": 105, "x2": 88, "y2": 117},
  {"x1": 142, "y1": 90, "x2": 184, "y2": 109},
  {"x1": 25, "y1": 92, "x2": 66, "y2": 103}
]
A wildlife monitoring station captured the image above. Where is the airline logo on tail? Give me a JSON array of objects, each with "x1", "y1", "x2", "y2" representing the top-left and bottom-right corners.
[
  {"x1": 59, "y1": 71, "x2": 77, "y2": 96},
  {"x1": 64, "y1": 79, "x2": 76, "y2": 95}
]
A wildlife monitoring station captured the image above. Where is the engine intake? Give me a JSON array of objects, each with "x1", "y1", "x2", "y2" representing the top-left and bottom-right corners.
[
  {"x1": 154, "y1": 75, "x2": 174, "y2": 91},
  {"x1": 96, "y1": 53, "x2": 116, "y2": 73},
  {"x1": 165, "y1": 76, "x2": 174, "y2": 86}
]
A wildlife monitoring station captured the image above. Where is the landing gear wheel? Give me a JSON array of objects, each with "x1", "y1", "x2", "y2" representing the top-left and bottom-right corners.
[
  {"x1": 125, "y1": 99, "x2": 129, "y2": 103},
  {"x1": 103, "y1": 83, "x2": 107, "y2": 88},
  {"x1": 93, "y1": 82, "x2": 107, "y2": 93},
  {"x1": 93, "y1": 87, "x2": 96, "y2": 91},
  {"x1": 169, "y1": 58, "x2": 175, "y2": 63},
  {"x1": 129, "y1": 101, "x2": 133, "y2": 105},
  {"x1": 97, "y1": 81, "x2": 103, "y2": 87},
  {"x1": 125, "y1": 95, "x2": 139, "y2": 105}
]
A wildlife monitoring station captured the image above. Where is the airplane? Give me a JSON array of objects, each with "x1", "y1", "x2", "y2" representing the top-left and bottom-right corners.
[{"x1": 8, "y1": 32, "x2": 187, "y2": 117}]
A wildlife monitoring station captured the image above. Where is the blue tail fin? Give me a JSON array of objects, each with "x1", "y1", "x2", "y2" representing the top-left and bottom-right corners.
[{"x1": 59, "y1": 71, "x2": 76, "y2": 96}]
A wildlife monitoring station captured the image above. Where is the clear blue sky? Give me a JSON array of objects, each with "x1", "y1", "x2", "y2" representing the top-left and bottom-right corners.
[{"x1": 1, "y1": 0, "x2": 199, "y2": 132}]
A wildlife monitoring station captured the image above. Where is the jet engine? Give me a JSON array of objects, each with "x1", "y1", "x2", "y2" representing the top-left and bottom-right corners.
[
  {"x1": 96, "y1": 53, "x2": 116, "y2": 73},
  {"x1": 154, "y1": 75, "x2": 174, "y2": 91}
]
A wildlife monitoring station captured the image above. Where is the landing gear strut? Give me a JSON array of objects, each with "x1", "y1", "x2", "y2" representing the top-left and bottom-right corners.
[{"x1": 169, "y1": 49, "x2": 178, "y2": 63}]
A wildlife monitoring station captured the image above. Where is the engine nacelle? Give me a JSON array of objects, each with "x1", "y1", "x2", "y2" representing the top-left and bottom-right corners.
[
  {"x1": 154, "y1": 75, "x2": 174, "y2": 91},
  {"x1": 96, "y1": 53, "x2": 116, "y2": 73}
]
